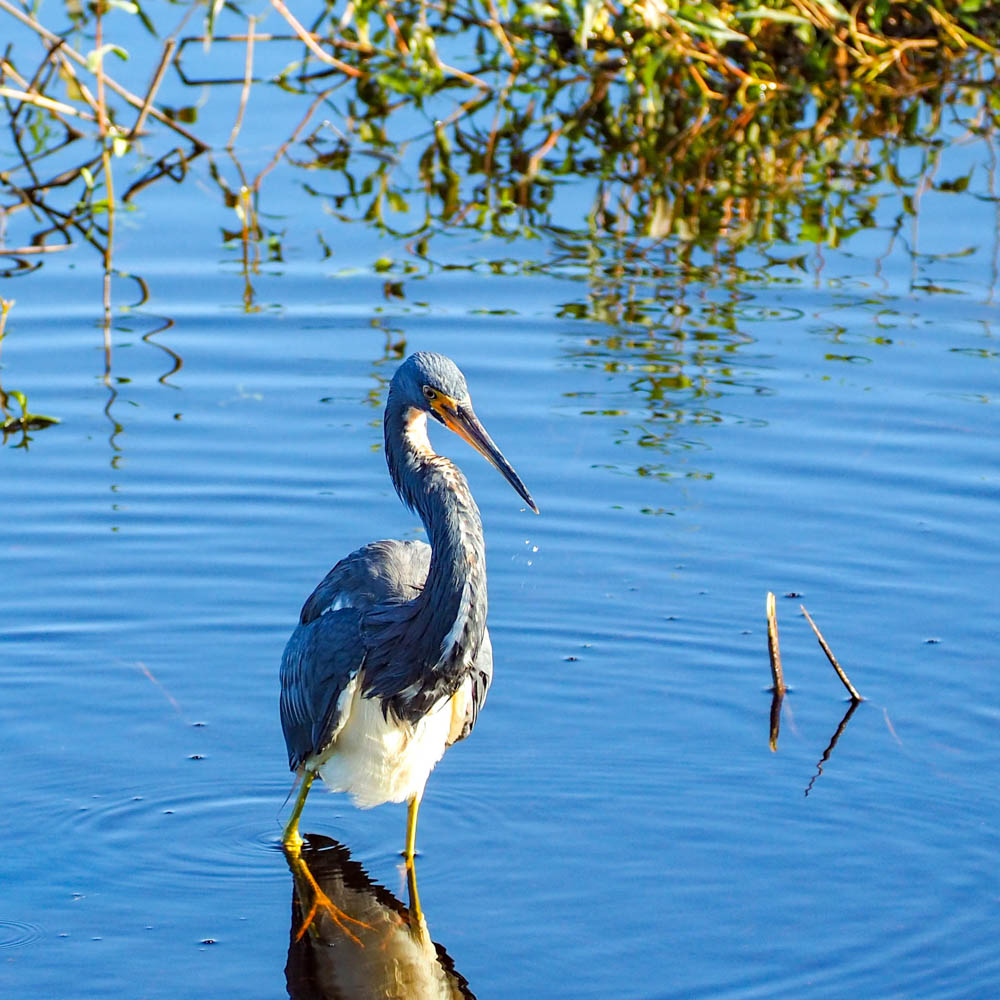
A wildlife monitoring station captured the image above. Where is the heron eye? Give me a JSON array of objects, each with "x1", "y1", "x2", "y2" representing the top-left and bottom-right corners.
[{"x1": 422, "y1": 385, "x2": 437, "y2": 401}]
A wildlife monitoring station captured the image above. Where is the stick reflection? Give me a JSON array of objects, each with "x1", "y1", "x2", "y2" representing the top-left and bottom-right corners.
[
  {"x1": 283, "y1": 835, "x2": 475, "y2": 1000},
  {"x1": 804, "y1": 699, "x2": 862, "y2": 797}
]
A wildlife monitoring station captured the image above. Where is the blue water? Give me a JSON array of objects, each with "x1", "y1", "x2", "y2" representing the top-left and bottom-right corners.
[{"x1": 3, "y1": 9, "x2": 1000, "y2": 999}]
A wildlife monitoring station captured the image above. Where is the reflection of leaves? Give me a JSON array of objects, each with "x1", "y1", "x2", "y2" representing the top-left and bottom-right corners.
[{"x1": 1, "y1": 388, "x2": 60, "y2": 447}]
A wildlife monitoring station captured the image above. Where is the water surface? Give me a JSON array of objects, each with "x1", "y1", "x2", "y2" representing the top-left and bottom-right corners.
[{"x1": 2, "y1": 16, "x2": 999, "y2": 1000}]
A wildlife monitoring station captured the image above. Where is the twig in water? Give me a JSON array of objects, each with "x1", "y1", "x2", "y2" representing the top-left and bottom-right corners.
[
  {"x1": 800, "y1": 605, "x2": 863, "y2": 701},
  {"x1": 766, "y1": 591, "x2": 786, "y2": 696},
  {"x1": 766, "y1": 591, "x2": 785, "y2": 752}
]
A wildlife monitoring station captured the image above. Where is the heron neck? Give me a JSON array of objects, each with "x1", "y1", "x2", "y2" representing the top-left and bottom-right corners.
[{"x1": 379, "y1": 404, "x2": 488, "y2": 697}]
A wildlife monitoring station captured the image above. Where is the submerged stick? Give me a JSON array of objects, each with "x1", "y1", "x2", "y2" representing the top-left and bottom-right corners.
[{"x1": 800, "y1": 605, "x2": 863, "y2": 701}]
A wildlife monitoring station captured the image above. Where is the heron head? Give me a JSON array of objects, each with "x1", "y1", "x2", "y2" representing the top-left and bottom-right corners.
[{"x1": 390, "y1": 352, "x2": 539, "y2": 514}]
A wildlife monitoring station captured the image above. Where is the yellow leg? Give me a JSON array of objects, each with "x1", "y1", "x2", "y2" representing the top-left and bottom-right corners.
[
  {"x1": 282, "y1": 770, "x2": 314, "y2": 850},
  {"x1": 404, "y1": 791, "x2": 422, "y2": 866}
]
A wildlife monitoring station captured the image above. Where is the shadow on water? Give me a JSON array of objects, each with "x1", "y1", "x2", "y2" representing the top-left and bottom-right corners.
[{"x1": 284, "y1": 834, "x2": 475, "y2": 1000}]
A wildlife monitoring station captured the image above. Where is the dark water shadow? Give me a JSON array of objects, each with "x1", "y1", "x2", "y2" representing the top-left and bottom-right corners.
[{"x1": 284, "y1": 834, "x2": 476, "y2": 1000}]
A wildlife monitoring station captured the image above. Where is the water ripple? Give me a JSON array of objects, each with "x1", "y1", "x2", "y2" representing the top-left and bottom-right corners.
[
  {"x1": 49, "y1": 786, "x2": 287, "y2": 889},
  {"x1": 0, "y1": 920, "x2": 43, "y2": 949}
]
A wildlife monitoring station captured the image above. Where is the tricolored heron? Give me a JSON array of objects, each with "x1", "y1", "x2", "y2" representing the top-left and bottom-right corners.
[{"x1": 279, "y1": 352, "x2": 538, "y2": 861}]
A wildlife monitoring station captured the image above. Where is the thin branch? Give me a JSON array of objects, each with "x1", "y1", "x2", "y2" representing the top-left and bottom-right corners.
[{"x1": 800, "y1": 605, "x2": 863, "y2": 701}]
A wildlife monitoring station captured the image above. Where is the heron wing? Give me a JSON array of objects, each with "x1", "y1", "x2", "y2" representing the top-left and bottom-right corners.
[
  {"x1": 299, "y1": 539, "x2": 431, "y2": 624},
  {"x1": 279, "y1": 608, "x2": 366, "y2": 771},
  {"x1": 282, "y1": 539, "x2": 433, "y2": 770}
]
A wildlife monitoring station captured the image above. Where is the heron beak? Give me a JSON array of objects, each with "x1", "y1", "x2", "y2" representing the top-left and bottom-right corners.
[{"x1": 433, "y1": 396, "x2": 539, "y2": 514}]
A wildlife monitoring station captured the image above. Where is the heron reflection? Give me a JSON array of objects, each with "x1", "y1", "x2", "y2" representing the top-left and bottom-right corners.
[{"x1": 284, "y1": 834, "x2": 476, "y2": 1000}]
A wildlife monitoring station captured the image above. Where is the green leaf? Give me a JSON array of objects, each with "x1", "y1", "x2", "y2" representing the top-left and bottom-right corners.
[
  {"x1": 734, "y1": 8, "x2": 812, "y2": 25},
  {"x1": 85, "y1": 44, "x2": 129, "y2": 73}
]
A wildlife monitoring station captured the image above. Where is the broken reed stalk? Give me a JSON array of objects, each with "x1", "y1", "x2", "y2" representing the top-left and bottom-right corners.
[
  {"x1": 766, "y1": 591, "x2": 786, "y2": 696},
  {"x1": 800, "y1": 605, "x2": 863, "y2": 702}
]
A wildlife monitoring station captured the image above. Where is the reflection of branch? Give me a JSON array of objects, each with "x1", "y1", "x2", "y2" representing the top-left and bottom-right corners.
[
  {"x1": 130, "y1": 38, "x2": 177, "y2": 138},
  {"x1": 0, "y1": 86, "x2": 94, "y2": 120},
  {"x1": 804, "y1": 698, "x2": 861, "y2": 796},
  {"x1": 95, "y1": 1, "x2": 114, "y2": 372},
  {"x1": 800, "y1": 605, "x2": 863, "y2": 701},
  {"x1": 227, "y1": 18, "x2": 256, "y2": 149},
  {"x1": 270, "y1": 0, "x2": 364, "y2": 78},
  {"x1": 252, "y1": 86, "x2": 336, "y2": 191},
  {"x1": 768, "y1": 686, "x2": 784, "y2": 753},
  {"x1": 141, "y1": 315, "x2": 183, "y2": 386},
  {"x1": 0, "y1": 0, "x2": 206, "y2": 149}
]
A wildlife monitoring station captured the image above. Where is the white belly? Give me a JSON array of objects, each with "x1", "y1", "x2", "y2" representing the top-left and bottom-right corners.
[{"x1": 317, "y1": 675, "x2": 471, "y2": 808}]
